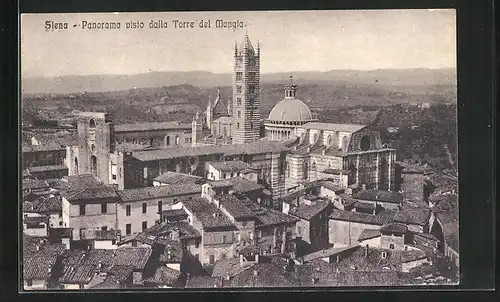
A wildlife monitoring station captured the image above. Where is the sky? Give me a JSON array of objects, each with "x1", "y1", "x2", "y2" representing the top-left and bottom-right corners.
[{"x1": 21, "y1": 10, "x2": 456, "y2": 78}]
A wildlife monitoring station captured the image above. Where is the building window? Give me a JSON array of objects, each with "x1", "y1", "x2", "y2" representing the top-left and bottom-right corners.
[
  {"x1": 158, "y1": 201, "x2": 162, "y2": 213},
  {"x1": 132, "y1": 241, "x2": 137, "y2": 247},
  {"x1": 209, "y1": 255, "x2": 215, "y2": 264},
  {"x1": 248, "y1": 85, "x2": 255, "y2": 94},
  {"x1": 236, "y1": 85, "x2": 242, "y2": 93},
  {"x1": 242, "y1": 221, "x2": 247, "y2": 227},
  {"x1": 101, "y1": 226, "x2": 108, "y2": 231},
  {"x1": 237, "y1": 110, "x2": 241, "y2": 118},
  {"x1": 222, "y1": 173, "x2": 226, "y2": 179},
  {"x1": 79, "y1": 204, "x2": 86, "y2": 216},
  {"x1": 237, "y1": 98, "x2": 242, "y2": 106},
  {"x1": 126, "y1": 205, "x2": 131, "y2": 216},
  {"x1": 222, "y1": 235, "x2": 227, "y2": 244},
  {"x1": 89, "y1": 119, "x2": 96, "y2": 128},
  {"x1": 142, "y1": 203, "x2": 147, "y2": 214},
  {"x1": 142, "y1": 221, "x2": 147, "y2": 231},
  {"x1": 26, "y1": 280, "x2": 32, "y2": 287},
  {"x1": 111, "y1": 164, "x2": 117, "y2": 180},
  {"x1": 175, "y1": 136, "x2": 180, "y2": 145},
  {"x1": 101, "y1": 203, "x2": 107, "y2": 214},
  {"x1": 173, "y1": 199, "x2": 178, "y2": 203},
  {"x1": 249, "y1": 72, "x2": 256, "y2": 81},
  {"x1": 389, "y1": 243, "x2": 395, "y2": 250},
  {"x1": 236, "y1": 72, "x2": 243, "y2": 81},
  {"x1": 237, "y1": 122, "x2": 240, "y2": 129},
  {"x1": 195, "y1": 240, "x2": 199, "y2": 248},
  {"x1": 126, "y1": 224, "x2": 131, "y2": 235}
]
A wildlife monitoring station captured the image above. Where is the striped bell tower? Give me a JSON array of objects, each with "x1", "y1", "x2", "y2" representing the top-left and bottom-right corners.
[{"x1": 232, "y1": 34, "x2": 260, "y2": 144}]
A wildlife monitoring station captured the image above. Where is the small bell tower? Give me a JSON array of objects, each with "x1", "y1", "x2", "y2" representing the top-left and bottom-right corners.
[{"x1": 192, "y1": 110, "x2": 202, "y2": 147}]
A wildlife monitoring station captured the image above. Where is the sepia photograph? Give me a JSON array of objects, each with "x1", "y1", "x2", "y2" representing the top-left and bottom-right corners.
[{"x1": 20, "y1": 10, "x2": 459, "y2": 290}]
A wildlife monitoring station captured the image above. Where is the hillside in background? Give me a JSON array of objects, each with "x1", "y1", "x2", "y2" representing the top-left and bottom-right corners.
[{"x1": 22, "y1": 68, "x2": 456, "y2": 95}]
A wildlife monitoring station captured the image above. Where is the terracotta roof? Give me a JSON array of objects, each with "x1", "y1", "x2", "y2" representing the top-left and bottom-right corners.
[
  {"x1": 22, "y1": 142, "x2": 66, "y2": 153},
  {"x1": 144, "y1": 266, "x2": 182, "y2": 286},
  {"x1": 58, "y1": 264, "x2": 96, "y2": 284},
  {"x1": 380, "y1": 223, "x2": 408, "y2": 234},
  {"x1": 23, "y1": 235, "x2": 66, "y2": 256},
  {"x1": 23, "y1": 179, "x2": 49, "y2": 190},
  {"x1": 212, "y1": 257, "x2": 256, "y2": 278},
  {"x1": 62, "y1": 248, "x2": 153, "y2": 271},
  {"x1": 181, "y1": 198, "x2": 236, "y2": 230},
  {"x1": 185, "y1": 276, "x2": 224, "y2": 288},
  {"x1": 237, "y1": 196, "x2": 298, "y2": 226},
  {"x1": 300, "y1": 122, "x2": 366, "y2": 133},
  {"x1": 23, "y1": 195, "x2": 62, "y2": 213},
  {"x1": 208, "y1": 177, "x2": 264, "y2": 193},
  {"x1": 114, "y1": 121, "x2": 191, "y2": 132},
  {"x1": 288, "y1": 198, "x2": 332, "y2": 221},
  {"x1": 357, "y1": 229, "x2": 381, "y2": 241},
  {"x1": 27, "y1": 165, "x2": 68, "y2": 173},
  {"x1": 153, "y1": 171, "x2": 203, "y2": 185},
  {"x1": 400, "y1": 249, "x2": 428, "y2": 263},
  {"x1": 208, "y1": 160, "x2": 256, "y2": 173},
  {"x1": 23, "y1": 255, "x2": 58, "y2": 281},
  {"x1": 145, "y1": 221, "x2": 201, "y2": 240},
  {"x1": 60, "y1": 174, "x2": 119, "y2": 202},
  {"x1": 115, "y1": 142, "x2": 151, "y2": 152},
  {"x1": 329, "y1": 209, "x2": 395, "y2": 226},
  {"x1": 302, "y1": 245, "x2": 360, "y2": 263},
  {"x1": 218, "y1": 194, "x2": 256, "y2": 220},
  {"x1": 354, "y1": 190, "x2": 403, "y2": 204},
  {"x1": 132, "y1": 139, "x2": 290, "y2": 162},
  {"x1": 117, "y1": 183, "x2": 202, "y2": 202},
  {"x1": 160, "y1": 209, "x2": 188, "y2": 219},
  {"x1": 393, "y1": 207, "x2": 431, "y2": 226},
  {"x1": 228, "y1": 262, "x2": 301, "y2": 288}
]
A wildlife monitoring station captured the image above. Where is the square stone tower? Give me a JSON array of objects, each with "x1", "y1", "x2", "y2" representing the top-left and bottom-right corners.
[
  {"x1": 232, "y1": 34, "x2": 260, "y2": 144},
  {"x1": 74, "y1": 112, "x2": 115, "y2": 184}
]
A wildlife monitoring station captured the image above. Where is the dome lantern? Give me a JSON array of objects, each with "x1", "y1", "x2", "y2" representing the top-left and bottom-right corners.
[{"x1": 284, "y1": 75, "x2": 297, "y2": 98}]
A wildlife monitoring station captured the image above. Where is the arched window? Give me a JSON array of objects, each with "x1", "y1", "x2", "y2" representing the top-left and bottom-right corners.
[
  {"x1": 89, "y1": 119, "x2": 96, "y2": 128},
  {"x1": 342, "y1": 136, "x2": 349, "y2": 150},
  {"x1": 237, "y1": 110, "x2": 241, "y2": 118},
  {"x1": 175, "y1": 136, "x2": 180, "y2": 145},
  {"x1": 389, "y1": 243, "x2": 395, "y2": 250},
  {"x1": 91, "y1": 144, "x2": 95, "y2": 152},
  {"x1": 360, "y1": 135, "x2": 371, "y2": 151},
  {"x1": 90, "y1": 155, "x2": 97, "y2": 176},
  {"x1": 237, "y1": 122, "x2": 240, "y2": 129},
  {"x1": 165, "y1": 136, "x2": 170, "y2": 146},
  {"x1": 311, "y1": 162, "x2": 317, "y2": 171}
]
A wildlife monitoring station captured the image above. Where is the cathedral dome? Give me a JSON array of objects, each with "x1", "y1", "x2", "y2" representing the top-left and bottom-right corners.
[{"x1": 268, "y1": 97, "x2": 313, "y2": 122}]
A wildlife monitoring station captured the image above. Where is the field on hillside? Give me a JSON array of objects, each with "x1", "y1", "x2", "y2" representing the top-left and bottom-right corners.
[{"x1": 22, "y1": 82, "x2": 456, "y2": 126}]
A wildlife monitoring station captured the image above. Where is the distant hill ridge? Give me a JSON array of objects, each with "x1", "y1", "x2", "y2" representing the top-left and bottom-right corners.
[{"x1": 22, "y1": 68, "x2": 456, "y2": 95}]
